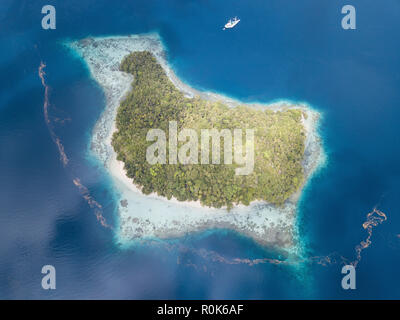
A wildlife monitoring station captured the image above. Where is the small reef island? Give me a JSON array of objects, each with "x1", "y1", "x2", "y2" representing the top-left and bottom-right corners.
[
  {"x1": 113, "y1": 51, "x2": 305, "y2": 209},
  {"x1": 68, "y1": 34, "x2": 324, "y2": 253}
]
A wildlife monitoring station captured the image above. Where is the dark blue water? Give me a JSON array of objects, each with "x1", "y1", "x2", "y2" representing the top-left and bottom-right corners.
[{"x1": 1, "y1": 0, "x2": 399, "y2": 299}]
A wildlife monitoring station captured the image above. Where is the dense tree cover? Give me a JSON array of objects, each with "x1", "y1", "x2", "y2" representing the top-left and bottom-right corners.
[{"x1": 112, "y1": 51, "x2": 306, "y2": 209}]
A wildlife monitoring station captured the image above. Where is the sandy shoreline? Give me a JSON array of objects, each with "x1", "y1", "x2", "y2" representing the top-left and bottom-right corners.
[{"x1": 67, "y1": 33, "x2": 325, "y2": 252}]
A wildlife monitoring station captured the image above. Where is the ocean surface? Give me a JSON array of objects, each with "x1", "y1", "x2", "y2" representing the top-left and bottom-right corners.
[{"x1": 1, "y1": 0, "x2": 399, "y2": 299}]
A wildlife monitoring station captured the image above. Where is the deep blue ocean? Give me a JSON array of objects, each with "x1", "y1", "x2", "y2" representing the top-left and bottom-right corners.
[{"x1": 1, "y1": 0, "x2": 399, "y2": 299}]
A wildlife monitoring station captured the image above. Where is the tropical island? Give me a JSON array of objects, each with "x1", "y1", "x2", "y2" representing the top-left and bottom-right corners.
[
  {"x1": 68, "y1": 34, "x2": 324, "y2": 250},
  {"x1": 112, "y1": 51, "x2": 306, "y2": 209}
]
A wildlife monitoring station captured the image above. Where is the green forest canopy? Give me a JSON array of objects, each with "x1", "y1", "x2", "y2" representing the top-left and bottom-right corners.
[{"x1": 112, "y1": 51, "x2": 306, "y2": 209}]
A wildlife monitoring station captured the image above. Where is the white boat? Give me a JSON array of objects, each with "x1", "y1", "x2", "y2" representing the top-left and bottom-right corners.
[{"x1": 223, "y1": 17, "x2": 240, "y2": 30}]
